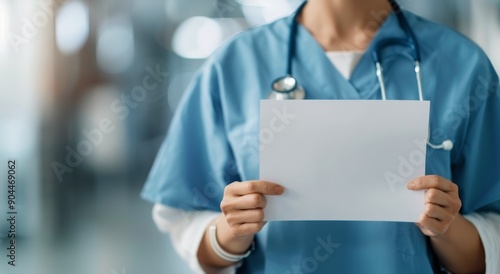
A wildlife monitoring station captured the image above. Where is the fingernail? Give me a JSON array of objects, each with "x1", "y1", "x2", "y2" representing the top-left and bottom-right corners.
[
  {"x1": 407, "y1": 182, "x2": 416, "y2": 189},
  {"x1": 275, "y1": 186, "x2": 284, "y2": 194}
]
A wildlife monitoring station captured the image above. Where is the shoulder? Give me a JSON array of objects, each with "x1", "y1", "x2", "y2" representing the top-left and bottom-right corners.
[
  {"x1": 403, "y1": 10, "x2": 491, "y2": 68},
  {"x1": 189, "y1": 17, "x2": 290, "y2": 98},
  {"x1": 204, "y1": 17, "x2": 289, "y2": 68}
]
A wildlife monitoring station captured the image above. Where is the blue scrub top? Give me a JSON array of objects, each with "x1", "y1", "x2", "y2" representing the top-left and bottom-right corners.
[{"x1": 142, "y1": 8, "x2": 500, "y2": 274}]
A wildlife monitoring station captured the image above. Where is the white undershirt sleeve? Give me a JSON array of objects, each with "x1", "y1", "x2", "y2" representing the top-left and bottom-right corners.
[
  {"x1": 152, "y1": 204, "x2": 236, "y2": 274},
  {"x1": 464, "y1": 212, "x2": 500, "y2": 274}
]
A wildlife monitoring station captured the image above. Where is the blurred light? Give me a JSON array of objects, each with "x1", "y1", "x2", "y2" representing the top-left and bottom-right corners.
[
  {"x1": 55, "y1": 1, "x2": 89, "y2": 55},
  {"x1": 97, "y1": 18, "x2": 135, "y2": 74},
  {"x1": 172, "y1": 17, "x2": 224, "y2": 59},
  {"x1": 240, "y1": 0, "x2": 302, "y2": 25},
  {"x1": 172, "y1": 17, "x2": 247, "y2": 59},
  {"x1": 78, "y1": 85, "x2": 126, "y2": 172},
  {"x1": 165, "y1": 0, "x2": 214, "y2": 22}
]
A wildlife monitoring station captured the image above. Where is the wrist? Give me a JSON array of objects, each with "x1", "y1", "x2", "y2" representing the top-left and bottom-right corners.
[{"x1": 215, "y1": 217, "x2": 255, "y2": 254}]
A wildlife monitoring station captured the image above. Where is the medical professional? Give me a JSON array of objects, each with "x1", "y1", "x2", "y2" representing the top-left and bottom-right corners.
[{"x1": 142, "y1": 0, "x2": 500, "y2": 273}]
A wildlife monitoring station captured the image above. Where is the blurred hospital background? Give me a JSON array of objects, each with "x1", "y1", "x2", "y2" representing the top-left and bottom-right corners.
[{"x1": 0, "y1": 0, "x2": 499, "y2": 273}]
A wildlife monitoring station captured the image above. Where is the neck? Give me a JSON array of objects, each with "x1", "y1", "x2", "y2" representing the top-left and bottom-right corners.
[{"x1": 299, "y1": 0, "x2": 393, "y2": 51}]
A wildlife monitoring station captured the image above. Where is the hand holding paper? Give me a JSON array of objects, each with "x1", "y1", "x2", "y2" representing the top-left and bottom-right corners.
[{"x1": 220, "y1": 180, "x2": 284, "y2": 238}]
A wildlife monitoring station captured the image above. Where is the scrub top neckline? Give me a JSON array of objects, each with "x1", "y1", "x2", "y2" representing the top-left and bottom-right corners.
[{"x1": 280, "y1": 9, "x2": 409, "y2": 99}]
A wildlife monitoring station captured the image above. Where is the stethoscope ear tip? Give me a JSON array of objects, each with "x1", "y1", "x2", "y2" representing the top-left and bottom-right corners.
[
  {"x1": 442, "y1": 140, "x2": 453, "y2": 151},
  {"x1": 427, "y1": 139, "x2": 453, "y2": 151}
]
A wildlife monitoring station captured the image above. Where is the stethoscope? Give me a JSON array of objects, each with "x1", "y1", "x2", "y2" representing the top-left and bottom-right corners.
[{"x1": 269, "y1": 0, "x2": 453, "y2": 151}]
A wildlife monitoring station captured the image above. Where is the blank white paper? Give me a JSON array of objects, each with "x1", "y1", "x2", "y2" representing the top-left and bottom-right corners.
[{"x1": 260, "y1": 100, "x2": 429, "y2": 222}]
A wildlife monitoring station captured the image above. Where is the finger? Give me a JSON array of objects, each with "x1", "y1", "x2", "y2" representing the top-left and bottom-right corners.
[
  {"x1": 227, "y1": 180, "x2": 284, "y2": 196},
  {"x1": 416, "y1": 222, "x2": 439, "y2": 237},
  {"x1": 407, "y1": 175, "x2": 457, "y2": 193},
  {"x1": 226, "y1": 209, "x2": 265, "y2": 225},
  {"x1": 234, "y1": 193, "x2": 267, "y2": 209},
  {"x1": 231, "y1": 222, "x2": 265, "y2": 238},
  {"x1": 425, "y1": 188, "x2": 451, "y2": 207},
  {"x1": 423, "y1": 203, "x2": 450, "y2": 221},
  {"x1": 418, "y1": 215, "x2": 447, "y2": 237}
]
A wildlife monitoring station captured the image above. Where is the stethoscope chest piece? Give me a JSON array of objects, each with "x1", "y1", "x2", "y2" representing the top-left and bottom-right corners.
[{"x1": 269, "y1": 75, "x2": 306, "y2": 100}]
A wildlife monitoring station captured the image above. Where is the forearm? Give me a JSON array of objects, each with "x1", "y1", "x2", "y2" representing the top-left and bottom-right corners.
[
  {"x1": 430, "y1": 214, "x2": 485, "y2": 273},
  {"x1": 197, "y1": 215, "x2": 254, "y2": 268}
]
